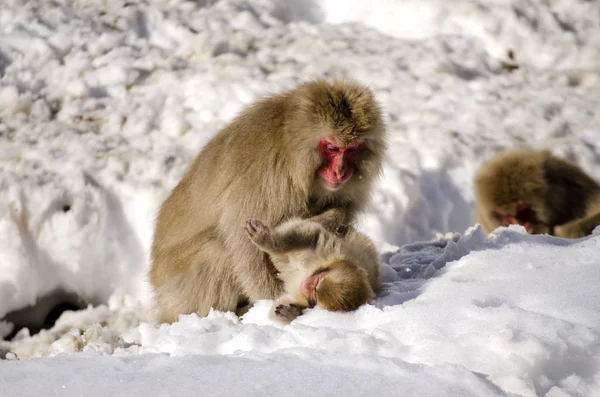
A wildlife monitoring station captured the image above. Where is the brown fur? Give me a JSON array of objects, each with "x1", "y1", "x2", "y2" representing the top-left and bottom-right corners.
[
  {"x1": 244, "y1": 217, "x2": 380, "y2": 324},
  {"x1": 474, "y1": 149, "x2": 600, "y2": 237},
  {"x1": 150, "y1": 79, "x2": 386, "y2": 323},
  {"x1": 316, "y1": 260, "x2": 376, "y2": 312}
]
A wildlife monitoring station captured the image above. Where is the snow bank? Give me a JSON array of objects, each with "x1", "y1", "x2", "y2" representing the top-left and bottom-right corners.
[
  {"x1": 128, "y1": 227, "x2": 600, "y2": 397},
  {"x1": 4, "y1": 227, "x2": 600, "y2": 396}
]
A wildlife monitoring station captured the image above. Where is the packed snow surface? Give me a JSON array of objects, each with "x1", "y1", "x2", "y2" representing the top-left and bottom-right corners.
[{"x1": 1, "y1": 0, "x2": 600, "y2": 396}]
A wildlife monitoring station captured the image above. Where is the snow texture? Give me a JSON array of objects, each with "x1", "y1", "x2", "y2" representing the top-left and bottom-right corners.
[{"x1": 1, "y1": 0, "x2": 600, "y2": 396}]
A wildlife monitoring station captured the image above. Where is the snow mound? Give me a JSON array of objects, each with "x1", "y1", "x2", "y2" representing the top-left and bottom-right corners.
[{"x1": 4, "y1": 227, "x2": 599, "y2": 397}]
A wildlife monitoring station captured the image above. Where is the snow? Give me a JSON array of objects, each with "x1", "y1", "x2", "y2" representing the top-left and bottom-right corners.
[
  {"x1": 1, "y1": 352, "x2": 509, "y2": 397},
  {"x1": 3, "y1": 227, "x2": 600, "y2": 396},
  {"x1": 1, "y1": 0, "x2": 600, "y2": 396}
]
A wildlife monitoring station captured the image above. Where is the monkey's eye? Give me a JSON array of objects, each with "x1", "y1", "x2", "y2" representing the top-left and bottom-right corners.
[
  {"x1": 311, "y1": 267, "x2": 330, "y2": 277},
  {"x1": 326, "y1": 144, "x2": 339, "y2": 153},
  {"x1": 345, "y1": 142, "x2": 364, "y2": 155}
]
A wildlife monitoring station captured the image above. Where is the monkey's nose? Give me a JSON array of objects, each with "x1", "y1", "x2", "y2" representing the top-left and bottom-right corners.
[{"x1": 334, "y1": 166, "x2": 346, "y2": 179}]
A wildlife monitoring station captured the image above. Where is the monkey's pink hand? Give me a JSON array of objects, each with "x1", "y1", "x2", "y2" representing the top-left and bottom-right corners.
[
  {"x1": 502, "y1": 215, "x2": 533, "y2": 232},
  {"x1": 502, "y1": 215, "x2": 519, "y2": 225},
  {"x1": 274, "y1": 303, "x2": 304, "y2": 324},
  {"x1": 244, "y1": 218, "x2": 269, "y2": 243}
]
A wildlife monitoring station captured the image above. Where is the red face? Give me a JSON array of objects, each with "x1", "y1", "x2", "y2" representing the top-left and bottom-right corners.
[
  {"x1": 318, "y1": 137, "x2": 364, "y2": 191},
  {"x1": 301, "y1": 270, "x2": 329, "y2": 307},
  {"x1": 501, "y1": 202, "x2": 536, "y2": 231}
]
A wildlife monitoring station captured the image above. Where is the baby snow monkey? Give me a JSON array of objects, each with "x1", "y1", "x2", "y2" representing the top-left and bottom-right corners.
[{"x1": 244, "y1": 218, "x2": 380, "y2": 324}]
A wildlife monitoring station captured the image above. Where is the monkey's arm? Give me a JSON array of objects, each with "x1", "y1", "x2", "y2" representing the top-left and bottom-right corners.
[
  {"x1": 307, "y1": 207, "x2": 346, "y2": 233},
  {"x1": 245, "y1": 219, "x2": 320, "y2": 254},
  {"x1": 269, "y1": 295, "x2": 306, "y2": 324},
  {"x1": 554, "y1": 211, "x2": 600, "y2": 238}
]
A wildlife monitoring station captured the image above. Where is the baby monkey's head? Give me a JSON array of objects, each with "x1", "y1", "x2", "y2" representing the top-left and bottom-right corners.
[{"x1": 301, "y1": 260, "x2": 376, "y2": 312}]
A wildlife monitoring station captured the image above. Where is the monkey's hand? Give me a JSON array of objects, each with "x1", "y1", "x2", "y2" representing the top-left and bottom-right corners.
[
  {"x1": 245, "y1": 219, "x2": 271, "y2": 247},
  {"x1": 335, "y1": 224, "x2": 354, "y2": 236},
  {"x1": 315, "y1": 229, "x2": 341, "y2": 258},
  {"x1": 274, "y1": 303, "x2": 304, "y2": 324},
  {"x1": 308, "y1": 207, "x2": 346, "y2": 234}
]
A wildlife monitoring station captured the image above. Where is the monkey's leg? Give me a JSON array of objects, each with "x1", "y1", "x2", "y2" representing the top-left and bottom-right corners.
[
  {"x1": 153, "y1": 272, "x2": 240, "y2": 323},
  {"x1": 152, "y1": 238, "x2": 243, "y2": 323},
  {"x1": 554, "y1": 211, "x2": 600, "y2": 238}
]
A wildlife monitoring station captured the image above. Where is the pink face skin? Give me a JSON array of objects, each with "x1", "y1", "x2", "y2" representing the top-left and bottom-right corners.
[
  {"x1": 301, "y1": 270, "x2": 329, "y2": 307},
  {"x1": 501, "y1": 202, "x2": 535, "y2": 231},
  {"x1": 318, "y1": 137, "x2": 364, "y2": 191}
]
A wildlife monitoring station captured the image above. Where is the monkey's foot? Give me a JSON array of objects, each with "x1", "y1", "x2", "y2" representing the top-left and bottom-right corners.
[
  {"x1": 274, "y1": 303, "x2": 304, "y2": 324},
  {"x1": 244, "y1": 218, "x2": 270, "y2": 244}
]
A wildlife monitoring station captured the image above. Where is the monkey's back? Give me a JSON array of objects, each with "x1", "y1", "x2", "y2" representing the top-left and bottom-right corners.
[
  {"x1": 152, "y1": 95, "x2": 303, "y2": 251},
  {"x1": 149, "y1": 93, "x2": 309, "y2": 320},
  {"x1": 540, "y1": 154, "x2": 600, "y2": 225},
  {"x1": 474, "y1": 150, "x2": 548, "y2": 210},
  {"x1": 475, "y1": 149, "x2": 600, "y2": 231},
  {"x1": 342, "y1": 229, "x2": 381, "y2": 293}
]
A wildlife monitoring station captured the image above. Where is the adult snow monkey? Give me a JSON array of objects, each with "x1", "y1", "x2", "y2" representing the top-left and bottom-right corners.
[
  {"x1": 474, "y1": 149, "x2": 600, "y2": 238},
  {"x1": 244, "y1": 217, "x2": 380, "y2": 324},
  {"x1": 150, "y1": 79, "x2": 386, "y2": 323}
]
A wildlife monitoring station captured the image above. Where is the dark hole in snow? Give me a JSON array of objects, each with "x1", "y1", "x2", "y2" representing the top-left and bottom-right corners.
[
  {"x1": 2, "y1": 290, "x2": 87, "y2": 341},
  {"x1": 62, "y1": 204, "x2": 71, "y2": 212},
  {"x1": 44, "y1": 302, "x2": 80, "y2": 328}
]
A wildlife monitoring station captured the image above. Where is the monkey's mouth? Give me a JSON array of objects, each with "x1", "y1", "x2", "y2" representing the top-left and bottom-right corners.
[
  {"x1": 321, "y1": 173, "x2": 352, "y2": 191},
  {"x1": 322, "y1": 179, "x2": 343, "y2": 191}
]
